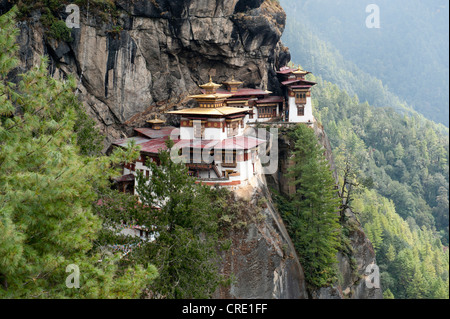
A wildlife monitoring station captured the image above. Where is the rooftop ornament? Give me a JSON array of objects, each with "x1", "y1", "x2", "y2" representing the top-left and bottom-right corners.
[
  {"x1": 223, "y1": 75, "x2": 243, "y2": 93},
  {"x1": 147, "y1": 115, "x2": 165, "y2": 130},
  {"x1": 200, "y1": 76, "x2": 222, "y2": 94}
]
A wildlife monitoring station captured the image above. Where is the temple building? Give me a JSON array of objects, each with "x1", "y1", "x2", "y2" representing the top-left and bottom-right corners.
[
  {"x1": 167, "y1": 77, "x2": 266, "y2": 188},
  {"x1": 277, "y1": 66, "x2": 317, "y2": 124},
  {"x1": 110, "y1": 118, "x2": 179, "y2": 195},
  {"x1": 111, "y1": 78, "x2": 267, "y2": 192},
  {"x1": 110, "y1": 67, "x2": 317, "y2": 194},
  {"x1": 207, "y1": 76, "x2": 284, "y2": 123}
]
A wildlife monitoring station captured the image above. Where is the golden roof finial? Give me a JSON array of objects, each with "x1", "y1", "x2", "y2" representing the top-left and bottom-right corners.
[
  {"x1": 200, "y1": 76, "x2": 222, "y2": 92},
  {"x1": 147, "y1": 114, "x2": 165, "y2": 125}
]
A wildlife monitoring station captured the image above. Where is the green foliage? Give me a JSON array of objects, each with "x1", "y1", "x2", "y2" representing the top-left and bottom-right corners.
[
  {"x1": 275, "y1": 125, "x2": 341, "y2": 288},
  {"x1": 0, "y1": 8, "x2": 156, "y2": 298},
  {"x1": 310, "y1": 70, "x2": 449, "y2": 298},
  {"x1": 280, "y1": 0, "x2": 449, "y2": 127},
  {"x1": 73, "y1": 103, "x2": 104, "y2": 156},
  {"x1": 312, "y1": 76, "x2": 449, "y2": 245},
  {"x1": 353, "y1": 189, "x2": 449, "y2": 299},
  {"x1": 383, "y1": 288, "x2": 395, "y2": 299},
  {"x1": 14, "y1": 0, "x2": 121, "y2": 28},
  {"x1": 95, "y1": 141, "x2": 226, "y2": 299},
  {"x1": 47, "y1": 17, "x2": 73, "y2": 42}
]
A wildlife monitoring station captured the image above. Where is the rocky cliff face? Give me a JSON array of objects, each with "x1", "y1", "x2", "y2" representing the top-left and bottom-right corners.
[
  {"x1": 6, "y1": 0, "x2": 289, "y2": 147},
  {"x1": 214, "y1": 177, "x2": 308, "y2": 299}
]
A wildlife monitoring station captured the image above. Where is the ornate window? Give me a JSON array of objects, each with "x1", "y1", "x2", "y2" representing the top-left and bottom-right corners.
[
  {"x1": 258, "y1": 106, "x2": 276, "y2": 118},
  {"x1": 297, "y1": 105, "x2": 305, "y2": 116},
  {"x1": 295, "y1": 92, "x2": 307, "y2": 105}
]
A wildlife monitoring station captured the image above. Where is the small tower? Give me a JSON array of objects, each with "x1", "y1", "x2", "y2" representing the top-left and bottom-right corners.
[
  {"x1": 147, "y1": 116, "x2": 165, "y2": 130},
  {"x1": 223, "y1": 75, "x2": 243, "y2": 93},
  {"x1": 194, "y1": 77, "x2": 232, "y2": 108},
  {"x1": 199, "y1": 76, "x2": 222, "y2": 95},
  {"x1": 292, "y1": 67, "x2": 310, "y2": 80}
]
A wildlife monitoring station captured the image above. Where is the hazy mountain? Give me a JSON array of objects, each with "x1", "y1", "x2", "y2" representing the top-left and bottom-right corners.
[{"x1": 280, "y1": 0, "x2": 449, "y2": 127}]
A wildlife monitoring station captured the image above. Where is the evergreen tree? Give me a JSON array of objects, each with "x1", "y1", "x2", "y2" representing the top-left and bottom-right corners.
[
  {"x1": 283, "y1": 124, "x2": 341, "y2": 288},
  {"x1": 0, "y1": 7, "x2": 156, "y2": 298},
  {"x1": 311, "y1": 70, "x2": 449, "y2": 298},
  {"x1": 96, "y1": 140, "x2": 224, "y2": 299}
]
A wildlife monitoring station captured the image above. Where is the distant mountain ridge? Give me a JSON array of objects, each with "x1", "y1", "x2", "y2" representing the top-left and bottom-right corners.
[{"x1": 280, "y1": 0, "x2": 449, "y2": 128}]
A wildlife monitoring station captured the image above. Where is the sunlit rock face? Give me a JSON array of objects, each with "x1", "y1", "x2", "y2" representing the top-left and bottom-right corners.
[{"x1": 10, "y1": 0, "x2": 289, "y2": 147}]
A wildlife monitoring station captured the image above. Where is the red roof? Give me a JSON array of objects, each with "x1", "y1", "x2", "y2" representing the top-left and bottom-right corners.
[
  {"x1": 232, "y1": 88, "x2": 269, "y2": 96},
  {"x1": 139, "y1": 138, "x2": 172, "y2": 154},
  {"x1": 256, "y1": 96, "x2": 284, "y2": 104},
  {"x1": 281, "y1": 79, "x2": 300, "y2": 86},
  {"x1": 289, "y1": 85, "x2": 314, "y2": 89},
  {"x1": 115, "y1": 135, "x2": 266, "y2": 154},
  {"x1": 281, "y1": 79, "x2": 316, "y2": 86},
  {"x1": 112, "y1": 136, "x2": 152, "y2": 147},
  {"x1": 226, "y1": 97, "x2": 252, "y2": 102},
  {"x1": 174, "y1": 139, "x2": 219, "y2": 150}
]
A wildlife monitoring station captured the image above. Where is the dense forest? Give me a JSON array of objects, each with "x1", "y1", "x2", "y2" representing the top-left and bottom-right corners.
[
  {"x1": 310, "y1": 75, "x2": 449, "y2": 298},
  {"x1": 279, "y1": 0, "x2": 449, "y2": 298},
  {"x1": 280, "y1": 0, "x2": 449, "y2": 128}
]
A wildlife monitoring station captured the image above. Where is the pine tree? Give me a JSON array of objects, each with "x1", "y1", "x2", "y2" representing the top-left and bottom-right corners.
[
  {"x1": 406, "y1": 265, "x2": 428, "y2": 299},
  {"x1": 0, "y1": 7, "x2": 156, "y2": 298},
  {"x1": 283, "y1": 124, "x2": 341, "y2": 287},
  {"x1": 97, "y1": 140, "x2": 224, "y2": 299},
  {"x1": 386, "y1": 244, "x2": 396, "y2": 262}
]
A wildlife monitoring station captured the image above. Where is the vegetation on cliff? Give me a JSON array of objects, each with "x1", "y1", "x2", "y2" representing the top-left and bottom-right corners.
[
  {"x1": 279, "y1": 0, "x2": 448, "y2": 298},
  {"x1": 273, "y1": 125, "x2": 342, "y2": 288},
  {"x1": 95, "y1": 141, "x2": 229, "y2": 299},
  {"x1": 0, "y1": 8, "x2": 157, "y2": 298}
]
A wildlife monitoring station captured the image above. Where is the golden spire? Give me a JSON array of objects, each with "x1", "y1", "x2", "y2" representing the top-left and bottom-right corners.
[
  {"x1": 223, "y1": 75, "x2": 243, "y2": 93},
  {"x1": 293, "y1": 66, "x2": 309, "y2": 75},
  {"x1": 200, "y1": 76, "x2": 222, "y2": 94},
  {"x1": 147, "y1": 114, "x2": 165, "y2": 130}
]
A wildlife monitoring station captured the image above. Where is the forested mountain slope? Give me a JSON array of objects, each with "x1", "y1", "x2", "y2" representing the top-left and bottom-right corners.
[
  {"x1": 277, "y1": 0, "x2": 449, "y2": 299},
  {"x1": 280, "y1": 0, "x2": 449, "y2": 127},
  {"x1": 311, "y1": 75, "x2": 449, "y2": 299}
]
